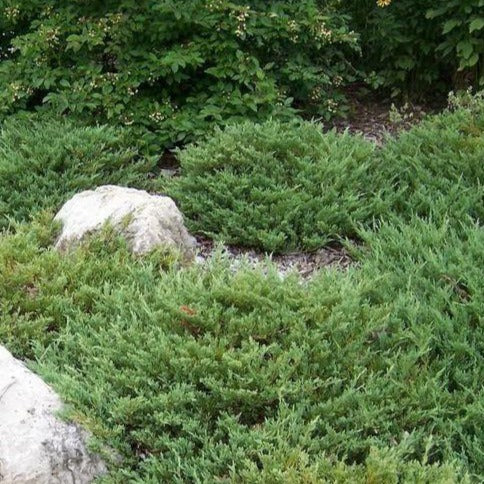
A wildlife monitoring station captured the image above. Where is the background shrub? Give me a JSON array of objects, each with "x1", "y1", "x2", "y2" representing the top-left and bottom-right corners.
[
  {"x1": 345, "y1": 0, "x2": 484, "y2": 97},
  {"x1": 0, "y1": 0, "x2": 358, "y2": 149},
  {"x1": 0, "y1": 115, "x2": 155, "y2": 229},
  {"x1": 168, "y1": 120, "x2": 383, "y2": 252}
]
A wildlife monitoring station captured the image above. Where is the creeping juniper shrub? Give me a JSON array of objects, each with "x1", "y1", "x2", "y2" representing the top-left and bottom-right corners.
[
  {"x1": 0, "y1": 116, "x2": 156, "y2": 229},
  {"x1": 0, "y1": 215, "x2": 481, "y2": 481},
  {"x1": 0, "y1": 102, "x2": 482, "y2": 481},
  {"x1": 170, "y1": 102, "x2": 483, "y2": 252},
  {"x1": 377, "y1": 97, "x2": 484, "y2": 224},
  {"x1": 168, "y1": 120, "x2": 385, "y2": 252}
]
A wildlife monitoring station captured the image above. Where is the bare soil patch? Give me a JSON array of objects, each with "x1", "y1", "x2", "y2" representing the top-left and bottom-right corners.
[{"x1": 195, "y1": 236, "x2": 354, "y2": 278}]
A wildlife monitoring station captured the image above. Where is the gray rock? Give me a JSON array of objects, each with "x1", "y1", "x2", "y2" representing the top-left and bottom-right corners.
[
  {"x1": 54, "y1": 185, "x2": 196, "y2": 259},
  {"x1": 0, "y1": 345, "x2": 106, "y2": 483}
]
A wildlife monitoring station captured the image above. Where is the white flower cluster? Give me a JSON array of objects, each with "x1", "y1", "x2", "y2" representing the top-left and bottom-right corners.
[
  {"x1": 34, "y1": 54, "x2": 48, "y2": 66},
  {"x1": 81, "y1": 73, "x2": 120, "y2": 91},
  {"x1": 8, "y1": 82, "x2": 32, "y2": 102},
  {"x1": 206, "y1": 0, "x2": 225, "y2": 12},
  {"x1": 108, "y1": 13, "x2": 124, "y2": 25},
  {"x1": 325, "y1": 99, "x2": 338, "y2": 113},
  {"x1": 149, "y1": 111, "x2": 165, "y2": 123},
  {"x1": 149, "y1": 100, "x2": 177, "y2": 124},
  {"x1": 310, "y1": 86, "x2": 323, "y2": 102},
  {"x1": 314, "y1": 22, "x2": 332, "y2": 41},
  {"x1": 287, "y1": 20, "x2": 299, "y2": 43},
  {"x1": 92, "y1": 13, "x2": 124, "y2": 35},
  {"x1": 103, "y1": 72, "x2": 119, "y2": 81},
  {"x1": 42, "y1": 6, "x2": 53, "y2": 17},
  {"x1": 4, "y1": 6, "x2": 20, "y2": 21},
  {"x1": 232, "y1": 7, "x2": 250, "y2": 38},
  {"x1": 39, "y1": 25, "x2": 60, "y2": 47},
  {"x1": 121, "y1": 114, "x2": 134, "y2": 125}
]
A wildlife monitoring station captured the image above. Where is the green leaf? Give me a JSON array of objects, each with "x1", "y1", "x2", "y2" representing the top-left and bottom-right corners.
[
  {"x1": 395, "y1": 56, "x2": 415, "y2": 70},
  {"x1": 443, "y1": 20, "x2": 461, "y2": 34},
  {"x1": 463, "y1": 53, "x2": 479, "y2": 68},
  {"x1": 469, "y1": 18, "x2": 484, "y2": 33},
  {"x1": 457, "y1": 40, "x2": 474, "y2": 59},
  {"x1": 425, "y1": 7, "x2": 448, "y2": 19}
]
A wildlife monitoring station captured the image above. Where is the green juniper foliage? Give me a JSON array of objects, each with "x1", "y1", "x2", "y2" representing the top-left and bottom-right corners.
[
  {"x1": 0, "y1": 115, "x2": 156, "y2": 230},
  {"x1": 168, "y1": 102, "x2": 483, "y2": 252},
  {"x1": 0, "y1": 0, "x2": 482, "y2": 478},
  {"x1": 168, "y1": 120, "x2": 384, "y2": 252},
  {"x1": 0, "y1": 102, "x2": 483, "y2": 481},
  {"x1": 378, "y1": 100, "x2": 484, "y2": 224},
  {"x1": 0, "y1": 216, "x2": 481, "y2": 481}
]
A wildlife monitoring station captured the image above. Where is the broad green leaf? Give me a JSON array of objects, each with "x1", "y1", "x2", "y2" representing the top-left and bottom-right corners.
[
  {"x1": 469, "y1": 18, "x2": 484, "y2": 33},
  {"x1": 443, "y1": 20, "x2": 461, "y2": 34},
  {"x1": 457, "y1": 40, "x2": 474, "y2": 59}
]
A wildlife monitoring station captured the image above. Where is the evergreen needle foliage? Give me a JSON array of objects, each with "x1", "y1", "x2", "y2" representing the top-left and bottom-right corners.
[
  {"x1": 169, "y1": 120, "x2": 384, "y2": 252},
  {"x1": 0, "y1": 101, "x2": 482, "y2": 481},
  {"x1": 0, "y1": 216, "x2": 481, "y2": 481},
  {"x1": 169, "y1": 103, "x2": 483, "y2": 252},
  {"x1": 0, "y1": 116, "x2": 155, "y2": 230},
  {"x1": 379, "y1": 103, "x2": 484, "y2": 224}
]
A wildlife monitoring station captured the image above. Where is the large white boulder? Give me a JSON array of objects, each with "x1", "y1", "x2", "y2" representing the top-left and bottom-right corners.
[
  {"x1": 54, "y1": 185, "x2": 196, "y2": 258},
  {"x1": 0, "y1": 345, "x2": 106, "y2": 483}
]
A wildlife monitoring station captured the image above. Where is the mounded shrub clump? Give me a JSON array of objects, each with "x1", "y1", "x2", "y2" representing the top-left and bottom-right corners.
[
  {"x1": 0, "y1": 217, "x2": 481, "y2": 481},
  {"x1": 169, "y1": 120, "x2": 384, "y2": 252},
  {"x1": 170, "y1": 101, "x2": 483, "y2": 252},
  {"x1": 0, "y1": 116, "x2": 155, "y2": 229},
  {"x1": 379, "y1": 102, "x2": 484, "y2": 224}
]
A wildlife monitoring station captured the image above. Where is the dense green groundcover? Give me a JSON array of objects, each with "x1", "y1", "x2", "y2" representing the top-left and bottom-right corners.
[
  {"x1": 0, "y1": 103, "x2": 483, "y2": 481},
  {"x1": 169, "y1": 120, "x2": 382, "y2": 252},
  {"x1": 0, "y1": 217, "x2": 482, "y2": 482},
  {"x1": 378, "y1": 102, "x2": 484, "y2": 224},
  {"x1": 169, "y1": 104, "x2": 484, "y2": 252},
  {"x1": 0, "y1": 115, "x2": 156, "y2": 229}
]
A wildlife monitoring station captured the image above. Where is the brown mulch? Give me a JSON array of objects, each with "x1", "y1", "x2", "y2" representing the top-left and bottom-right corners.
[
  {"x1": 195, "y1": 236, "x2": 354, "y2": 279},
  {"x1": 329, "y1": 97, "x2": 430, "y2": 145}
]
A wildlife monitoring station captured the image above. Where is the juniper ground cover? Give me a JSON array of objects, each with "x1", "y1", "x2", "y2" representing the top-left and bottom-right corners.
[{"x1": 0, "y1": 100, "x2": 482, "y2": 481}]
